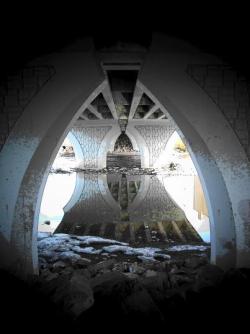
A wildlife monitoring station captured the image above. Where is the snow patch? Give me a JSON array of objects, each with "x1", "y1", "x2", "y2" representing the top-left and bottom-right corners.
[
  {"x1": 71, "y1": 246, "x2": 102, "y2": 254},
  {"x1": 58, "y1": 251, "x2": 81, "y2": 261},
  {"x1": 102, "y1": 245, "x2": 171, "y2": 260},
  {"x1": 167, "y1": 244, "x2": 210, "y2": 252},
  {"x1": 75, "y1": 236, "x2": 128, "y2": 246},
  {"x1": 38, "y1": 237, "x2": 69, "y2": 250},
  {"x1": 37, "y1": 232, "x2": 51, "y2": 240}
]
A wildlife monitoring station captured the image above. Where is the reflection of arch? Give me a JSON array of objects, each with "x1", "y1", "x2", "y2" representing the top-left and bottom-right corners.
[
  {"x1": 98, "y1": 174, "x2": 121, "y2": 212},
  {"x1": 64, "y1": 172, "x2": 121, "y2": 215},
  {"x1": 63, "y1": 173, "x2": 85, "y2": 213},
  {"x1": 67, "y1": 131, "x2": 84, "y2": 164},
  {"x1": 128, "y1": 175, "x2": 150, "y2": 211},
  {"x1": 62, "y1": 132, "x2": 85, "y2": 213}
]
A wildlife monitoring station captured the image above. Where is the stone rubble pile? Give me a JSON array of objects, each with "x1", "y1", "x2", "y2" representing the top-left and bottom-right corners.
[{"x1": 37, "y1": 232, "x2": 217, "y2": 320}]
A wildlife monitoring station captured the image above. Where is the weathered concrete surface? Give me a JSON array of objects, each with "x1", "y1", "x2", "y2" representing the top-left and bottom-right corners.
[
  {"x1": 0, "y1": 47, "x2": 105, "y2": 276},
  {"x1": 0, "y1": 35, "x2": 250, "y2": 278},
  {"x1": 139, "y1": 34, "x2": 250, "y2": 268}
]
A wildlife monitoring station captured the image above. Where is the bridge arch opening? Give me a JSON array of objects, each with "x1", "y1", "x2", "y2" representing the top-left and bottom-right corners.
[
  {"x1": 0, "y1": 36, "x2": 249, "y2": 283},
  {"x1": 107, "y1": 132, "x2": 141, "y2": 168}
]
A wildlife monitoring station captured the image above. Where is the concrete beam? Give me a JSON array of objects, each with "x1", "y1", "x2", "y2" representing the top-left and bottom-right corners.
[
  {"x1": 74, "y1": 119, "x2": 117, "y2": 127},
  {"x1": 128, "y1": 83, "x2": 144, "y2": 120},
  {"x1": 157, "y1": 221, "x2": 169, "y2": 241},
  {"x1": 143, "y1": 105, "x2": 159, "y2": 119},
  {"x1": 171, "y1": 221, "x2": 187, "y2": 242},
  {"x1": 88, "y1": 104, "x2": 103, "y2": 119},
  {"x1": 157, "y1": 113, "x2": 167, "y2": 120},
  {"x1": 78, "y1": 114, "x2": 88, "y2": 121},
  {"x1": 102, "y1": 83, "x2": 118, "y2": 119}
]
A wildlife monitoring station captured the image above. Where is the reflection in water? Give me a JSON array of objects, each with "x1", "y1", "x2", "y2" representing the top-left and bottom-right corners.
[
  {"x1": 39, "y1": 133, "x2": 210, "y2": 243},
  {"x1": 39, "y1": 172, "x2": 76, "y2": 232},
  {"x1": 51, "y1": 172, "x2": 202, "y2": 244},
  {"x1": 39, "y1": 170, "x2": 210, "y2": 243}
]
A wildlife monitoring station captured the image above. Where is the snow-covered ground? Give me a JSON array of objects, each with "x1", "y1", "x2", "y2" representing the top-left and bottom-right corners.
[{"x1": 38, "y1": 233, "x2": 210, "y2": 264}]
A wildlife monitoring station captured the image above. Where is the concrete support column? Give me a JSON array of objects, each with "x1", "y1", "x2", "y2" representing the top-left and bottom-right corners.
[
  {"x1": 140, "y1": 36, "x2": 250, "y2": 268},
  {"x1": 0, "y1": 52, "x2": 105, "y2": 277}
]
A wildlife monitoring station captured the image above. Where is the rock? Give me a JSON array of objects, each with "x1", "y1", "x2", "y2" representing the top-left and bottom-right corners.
[
  {"x1": 52, "y1": 261, "x2": 66, "y2": 272},
  {"x1": 72, "y1": 257, "x2": 92, "y2": 269},
  {"x1": 113, "y1": 262, "x2": 132, "y2": 273},
  {"x1": 69, "y1": 239, "x2": 81, "y2": 246},
  {"x1": 54, "y1": 244, "x2": 72, "y2": 252},
  {"x1": 139, "y1": 271, "x2": 170, "y2": 302},
  {"x1": 39, "y1": 250, "x2": 59, "y2": 262},
  {"x1": 37, "y1": 232, "x2": 51, "y2": 240},
  {"x1": 129, "y1": 262, "x2": 146, "y2": 275},
  {"x1": 74, "y1": 268, "x2": 92, "y2": 280},
  {"x1": 61, "y1": 266, "x2": 74, "y2": 276},
  {"x1": 58, "y1": 251, "x2": 81, "y2": 263},
  {"x1": 184, "y1": 255, "x2": 208, "y2": 269},
  {"x1": 123, "y1": 282, "x2": 162, "y2": 319},
  {"x1": 195, "y1": 264, "x2": 224, "y2": 290},
  {"x1": 94, "y1": 259, "x2": 116, "y2": 272},
  {"x1": 170, "y1": 273, "x2": 194, "y2": 287},
  {"x1": 170, "y1": 267, "x2": 189, "y2": 275},
  {"x1": 223, "y1": 268, "x2": 250, "y2": 285},
  {"x1": 124, "y1": 272, "x2": 139, "y2": 280},
  {"x1": 90, "y1": 272, "x2": 162, "y2": 320},
  {"x1": 43, "y1": 271, "x2": 94, "y2": 318},
  {"x1": 91, "y1": 271, "x2": 128, "y2": 293},
  {"x1": 138, "y1": 255, "x2": 158, "y2": 263},
  {"x1": 38, "y1": 236, "x2": 70, "y2": 251},
  {"x1": 43, "y1": 271, "x2": 59, "y2": 282},
  {"x1": 154, "y1": 253, "x2": 171, "y2": 261},
  {"x1": 53, "y1": 260, "x2": 66, "y2": 268},
  {"x1": 144, "y1": 269, "x2": 157, "y2": 278},
  {"x1": 38, "y1": 257, "x2": 48, "y2": 269}
]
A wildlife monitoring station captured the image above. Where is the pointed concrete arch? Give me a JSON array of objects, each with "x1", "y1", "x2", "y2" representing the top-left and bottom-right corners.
[
  {"x1": 62, "y1": 131, "x2": 85, "y2": 212},
  {"x1": 67, "y1": 131, "x2": 84, "y2": 164},
  {"x1": 126, "y1": 125, "x2": 150, "y2": 168},
  {"x1": 139, "y1": 36, "x2": 250, "y2": 268},
  {"x1": 0, "y1": 36, "x2": 249, "y2": 279},
  {"x1": 0, "y1": 52, "x2": 106, "y2": 277},
  {"x1": 98, "y1": 124, "x2": 144, "y2": 168}
]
